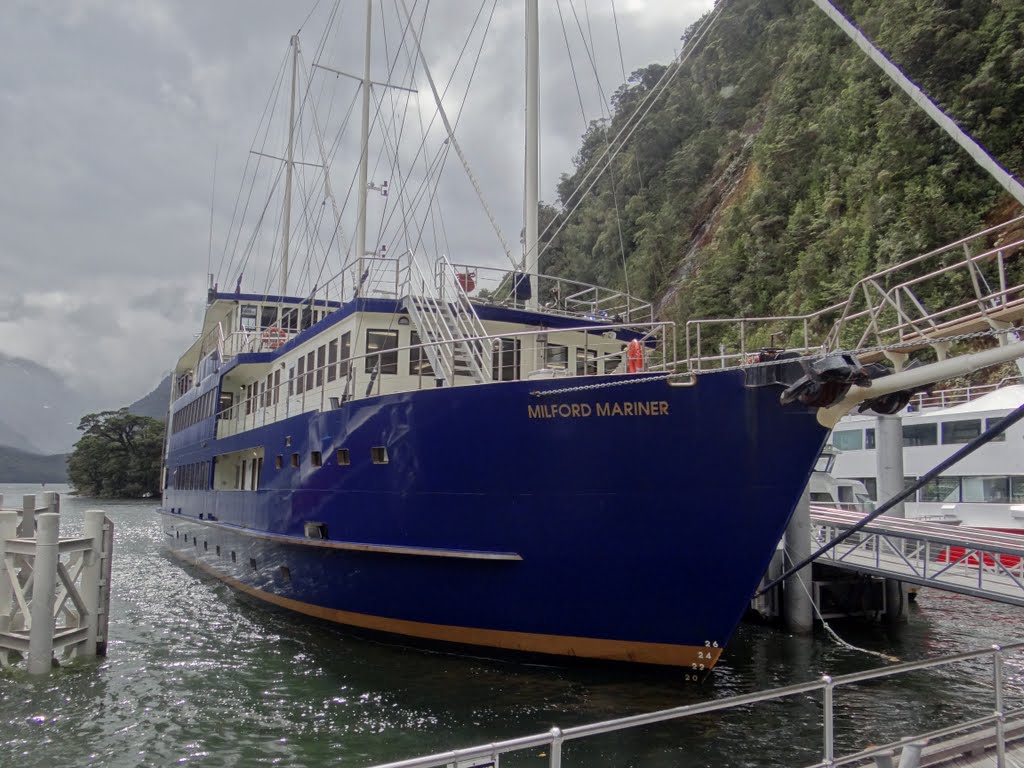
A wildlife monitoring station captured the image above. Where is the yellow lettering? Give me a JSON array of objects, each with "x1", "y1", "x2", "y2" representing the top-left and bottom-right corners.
[
  {"x1": 570, "y1": 403, "x2": 582, "y2": 417},
  {"x1": 528, "y1": 405, "x2": 544, "y2": 419},
  {"x1": 611, "y1": 403, "x2": 623, "y2": 416},
  {"x1": 660, "y1": 401, "x2": 670, "y2": 415},
  {"x1": 624, "y1": 403, "x2": 635, "y2": 416},
  {"x1": 597, "y1": 403, "x2": 610, "y2": 416},
  {"x1": 580, "y1": 404, "x2": 592, "y2": 417},
  {"x1": 557, "y1": 404, "x2": 571, "y2": 417},
  {"x1": 637, "y1": 402, "x2": 651, "y2": 416}
]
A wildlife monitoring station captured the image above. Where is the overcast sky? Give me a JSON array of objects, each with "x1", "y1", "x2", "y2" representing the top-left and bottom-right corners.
[{"x1": 0, "y1": 0, "x2": 713, "y2": 407}]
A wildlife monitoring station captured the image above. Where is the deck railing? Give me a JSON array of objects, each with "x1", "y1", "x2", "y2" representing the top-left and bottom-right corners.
[{"x1": 361, "y1": 643, "x2": 1024, "y2": 768}]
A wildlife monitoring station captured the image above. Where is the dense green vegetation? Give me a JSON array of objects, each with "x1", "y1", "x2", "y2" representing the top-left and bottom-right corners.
[
  {"x1": 67, "y1": 409, "x2": 164, "y2": 498},
  {"x1": 0, "y1": 446, "x2": 67, "y2": 484},
  {"x1": 542, "y1": 0, "x2": 1023, "y2": 349}
]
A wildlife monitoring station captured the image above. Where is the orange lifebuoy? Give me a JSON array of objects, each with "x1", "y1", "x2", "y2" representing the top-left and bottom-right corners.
[
  {"x1": 627, "y1": 339, "x2": 644, "y2": 373},
  {"x1": 261, "y1": 326, "x2": 288, "y2": 350}
]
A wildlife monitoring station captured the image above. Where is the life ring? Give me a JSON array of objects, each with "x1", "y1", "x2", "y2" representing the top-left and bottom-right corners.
[
  {"x1": 627, "y1": 339, "x2": 644, "y2": 373},
  {"x1": 261, "y1": 325, "x2": 288, "y2": 350}
]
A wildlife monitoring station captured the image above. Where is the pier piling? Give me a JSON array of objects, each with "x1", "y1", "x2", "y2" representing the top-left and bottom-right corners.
[
  {"x1": 784, "y1": 483, "x2": 813, "y2": 634},
  {"x1": 27, "y1": 513, "x2": 59, "y2": 674},
  {"x1": 876, "y1": 414, "x2": 909, "y2": 623}
]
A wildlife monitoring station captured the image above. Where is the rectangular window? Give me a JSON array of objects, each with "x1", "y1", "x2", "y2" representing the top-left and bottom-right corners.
[
  {"x1": 339, "y1": 331, "x2": 352, "y2": 378},
  {"x1": 275, "y1": 455, "x2": 283, "y2": 469},
  {"x1": 864, "y1": 428, "x2": 876, "y2": 450},
  {"x1": 260, "y1": 305, "x2": 278, "y2": 330},
  {"x1": 985, "y1": 417, "x2": 1007, "y2": 442},
  {"x1": 410, "y1": 331, "x2": 434, "y2": 376},
  {"x1": 327, "y1": 340, "x2": 338, "y2": 382},
  {"x1": 962, "y1": 476, "x2": 1010, "y2": 503},
  {"x1": 288, "y1": 367, "x2": 295, "y2": 397},
  {"x1": 296, "y1": 357, "x2": 305, "y2": 395},
  {"x1": 919, "y1": 476, "x2": 961, "y2": 503},
  {"x1": 575, "y1": 347, "x2": 598, "y2": 376},
  {"x1": 604, "y1": 346, "x2": 625, "y2": 374},
  {"x1": 371, "y1": 446, "x2": 389, "y2": 464},
  {"x1": 245, "y1": 385, "x2": 253, "y2": 415},
  {"x1": 857, "y1": 477, "x2": 878, "y2": 501},
  {"x1": 311, "y1": 451, "x2": 322, "y2": 467},
  {"x1": 306, "y1": 351, "x2": 315, "y2": 390},
  {"x1": 902, "y1": 423, "x2": 937, "y2": 447},
  {"x1": 336, "y1": 448, "x2": 350, "y2": 466},
  {"x1": 273, "y1": 370, "x2": 281, "y2": 406},
  {"x1": 240, "y1": 304, "x2": 258, "y2": 332},
  {"x1": 291, "y1": 453, "x2": 300, "y2": 468},
  {"x1": 832, "y1": 430, "x2": 863, "y2": 451},
  {"x1": 365, "y1": 330, "x2": 399, "y2": 374},
  {"x1": 301, "y1": 307, "x2": 314, "y2": 330},
  {"x1": 259, "y1": 380, "x2": 266, "y2": 409},
  {"x1": 281, "y1": 308, "x2": 299, "y2": 331},
  {"x1": 316, "y1": 345, "x2": 326, "y2": 387},
  {"x1": 942, "y1": 419, "x2": 981, "y2": 444},
  {"x1": 1011, "y1": 477, "x2": 1024, "y2": 503},
  {"x1": 491, "y1": 337, "x2": 521, "y2": 381},
  {"x1": 544, "y1": 343, "x2": 568, "y2": 369}
]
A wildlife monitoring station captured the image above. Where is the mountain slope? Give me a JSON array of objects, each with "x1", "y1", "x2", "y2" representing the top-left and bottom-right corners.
[
  {"x1": 543, "y1": 0, "x2": 1023, "y2": 341},
  {"x1": 128, "y1": 373, "x2": 171, "y2": 421},
  {"x1": 0, "y1": 353, "x2": 89, "y2": 453},
  {"x1": 0, "y1": 446, "x2": 68, "y2": 484}
]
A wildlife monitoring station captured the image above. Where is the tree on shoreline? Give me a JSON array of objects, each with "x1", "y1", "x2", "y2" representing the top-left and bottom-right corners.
[{"x1": 67, "y1": 409, "x2": 164, "y2": 498}]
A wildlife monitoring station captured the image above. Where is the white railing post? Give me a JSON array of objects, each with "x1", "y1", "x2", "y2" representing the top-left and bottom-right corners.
[
  {"x1": 79, "y1": 510, "x2": 105, "y2": 658},
  {"x1": 27, "y1": 513, "x2": 59, "y2": 675},
  {"x1": 20, "y1": 494, "x2": 35, "y2": 537},
  {"x1": 0, "y1": 510, "x2": 17, "y2": 634},
  {"x1": 994, "y1": 645, "x2": 1006, "y2": 767},
  {"x1": 548, "y1": 727, "x2": 563, "y2": 768},
  {"x1": 822, "y1": 675, "x2": 835, "y2": 767}
]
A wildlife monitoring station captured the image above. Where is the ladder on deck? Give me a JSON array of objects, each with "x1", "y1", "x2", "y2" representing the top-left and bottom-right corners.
[{"x1": 401, "y1": 255, "x2": 492, "y2": 386}]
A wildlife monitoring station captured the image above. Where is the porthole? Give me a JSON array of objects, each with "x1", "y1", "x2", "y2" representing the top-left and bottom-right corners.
[
  {"x1": 371, "y1": 446, "x2": 389, "y2": 464},
  {"x1": 336, "y1": 448, "x2": 350, "y2": 466}
]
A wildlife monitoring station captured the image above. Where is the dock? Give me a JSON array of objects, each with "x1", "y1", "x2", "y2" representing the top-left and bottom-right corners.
[{"x1": 360, "y1": 643, "x2": 1024, "y2": 768}]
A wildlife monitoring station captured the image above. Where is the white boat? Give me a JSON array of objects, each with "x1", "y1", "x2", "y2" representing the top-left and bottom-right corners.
[{"x1": 829, "y1": 379, "x2": 1024, "y2": 532}]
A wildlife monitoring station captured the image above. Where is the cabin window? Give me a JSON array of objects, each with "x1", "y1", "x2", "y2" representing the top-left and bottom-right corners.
[
  {"x1": 311, "y1": 451, "x2": 322, "y2": 467},
  {"x1": 273, "y1": 370, "x2": 281, "y2": 405},
  {"x1": 259, "y1": 380, "x2": 266, "y2": 409},
  {"x1": 919, "y1": 476, "x2": 961, "y2": 503},
  {"x1": 365, "y1": 330, "x2": 399, "y2": 374},
  {"x1": 544, "y1": 343, "x2": 568, "y2": 369},
  {"x1": 240, "y1": 304, "x2": 258, "y2": 332},
  {"x1": 832, "y1": 430, "x2": 863, "y2": 451},
  {"x1": 316, "y1": 345, "x2": 326, "y2": 387},
  {"x1": 1011, "y1": 477, "x2": 1024, "y2": 503},
  {"x1": 941, "y1": 419, "x2": 981, "y2": 444},
  {"x1": 604, "y1": 347, "x2": 625, "y2": 374},
  {"x1": 288, "y1": 367, "x2": 295, "y2": 397},
  {"x1": 902, "y1": 423, "x2": 937, "y2": 447},
  {"x1": 410, "y1": 331, "x2": 434, "y2": 376},
  {"x1": 985, "y1": 417, "x2": 1007, "y2": 442},
  {"x1": 336, "y1": 448, "x2": 350, "y2": 466},
  {"x1": 291, "y1": 453, "x2": 300, "y2": 468},
  {"x1": 864, "y1": 428, "x2": 875, "y2": 450},
  {"x1": 810, "y1": 492, "x2": 833, "y2": 503},
  {"x1": 327, "y1": 340, "x2": 338, "y2": 382},
  {"x1": 339, "y1": 332, "x2": 352, "y2": 378},
  {"x1": 301, "y1": 307, "x2": 314, "y2": 330},
  {"x1": 962, "y1": 476, "x2": 1010, "y2": 503},
  {"x1": 491, "y1": 338, "x2": 521, "y2": 381},
  {"x1": 275, "y1": 455, "x2": 283, "y2": 469},
  {"x1": 281, "y1": 308, "x2": 299, "y2": 331},
  {"x1": 296, "y1": 358, "x2": 306, "y2": 395},
  {"x1": 306, "y1": 351, "x2": 315, "y2": 390},
  {"x1": 371, "y1": 446, "x2": 389, "y2": 464},
  {"x1": 856, "y1": 477, "x2": 878, "y2": 501},
  {"x1": 240, "y1": 459, "x2": 247, "y2": 490},
  {"x1": 575, "y1": 348, "x2": 598, "y2": 376},
  {"x1": 261, "y1": 305, "x2": 279, "y2": 329}
]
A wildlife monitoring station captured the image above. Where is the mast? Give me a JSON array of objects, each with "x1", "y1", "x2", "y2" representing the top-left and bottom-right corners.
[
  {"x1": 280, "y1": 34, "x2": 299, "y2": 297},
  {"x1": 524, "y1": 0, "x2": 540, "y2": 310},
  {"x1": 355, "y1": 0, "x2": 373, "y2": 294}
]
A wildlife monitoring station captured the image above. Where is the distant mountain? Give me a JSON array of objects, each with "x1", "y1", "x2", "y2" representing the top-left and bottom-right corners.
[
  {"x1": 129, "y1": 373, "x2": 171, "y2": 421},
  {"x1": 0, "y1": 446, "x2": 68, "y2": 484},
  {"x1": 0, "y1": 353, "x2": 87, "y2": 453}
]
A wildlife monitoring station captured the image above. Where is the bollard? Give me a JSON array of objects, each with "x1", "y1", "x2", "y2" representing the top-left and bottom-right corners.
[
  {"x1": 79, "y1": 510, "x2": 106, "y2": 657},
  {"x1": 897, "y1": 741, "x2": 926, "y2": 768},
  {"x1": 20, "y1": 494, "x2": 36, "y2": 538},
  {"x1": 0, "y1": 510, "x2": 17, "y2": 634},
  {"x1": 27, "y1": 513, "x2": 59, "y2": 675},
  {"x1": 873, "y1": 750, "x2": 895, "y2": 768}
]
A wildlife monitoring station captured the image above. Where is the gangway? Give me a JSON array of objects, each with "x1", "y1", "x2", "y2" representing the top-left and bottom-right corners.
[{"x1": 810, "y1": 507, "x2": 1024, "y2": 607}]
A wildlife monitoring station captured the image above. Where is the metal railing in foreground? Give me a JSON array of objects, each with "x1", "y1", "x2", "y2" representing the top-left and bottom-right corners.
[
  {"x1": 363, "y1": 643, "x2": 1024, "y2": 768},
  {"x1": 685, "y1": 215, "x2": 1024, "y2": 371}
]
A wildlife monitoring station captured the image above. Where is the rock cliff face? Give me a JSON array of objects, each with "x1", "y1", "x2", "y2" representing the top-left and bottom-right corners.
[
  {"x1": 543, "y1": 0, "x2": 1024, "y2": 346},
  {"x1": 0, "y1": 353, "x2": 87, "y2": 454}
]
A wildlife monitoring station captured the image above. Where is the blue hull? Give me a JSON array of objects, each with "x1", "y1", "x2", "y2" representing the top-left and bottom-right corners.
[{"x1": 162, "y1": 371, "x2": 828, "y2": 667}]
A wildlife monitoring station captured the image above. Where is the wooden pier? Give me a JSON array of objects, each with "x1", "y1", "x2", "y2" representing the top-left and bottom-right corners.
[{"x1": 0, "y1": 493, "x2": 113, "y2": 674}]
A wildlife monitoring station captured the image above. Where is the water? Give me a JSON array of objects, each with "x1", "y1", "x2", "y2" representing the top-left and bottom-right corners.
[{"x1": 1, "y1": 484, "x2": 1023, "y2": 767}]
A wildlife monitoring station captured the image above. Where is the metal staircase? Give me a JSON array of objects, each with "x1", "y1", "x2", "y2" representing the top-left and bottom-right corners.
[{"x1": 401, "y1": 254, "x2": 492, "y2": 386}]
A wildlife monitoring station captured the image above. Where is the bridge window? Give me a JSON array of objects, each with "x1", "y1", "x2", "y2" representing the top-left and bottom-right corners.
[
  {"x1": 962, "y1": 476, "x2": 1010, "y2": 503},
  {"x1": 941, "y1": 419, "x2": 981, "y2": 444},
  {"x1": 306, "y1": 351, "x2": 315, "y2": 390},
  {"x1": 985, "y1": 417, "x2": 1007, "y2": 442},
  {"x1": 281, "y1": 308, "x2": 299, "y2": 332},
  {"x1": 261, "y1": 305, "x2": 278, "y2": 330},
  {"x1": 832, "y1": 430, "x2": 863, "y2": 451},
  {"x1": 327, "y1": 340, "x2": 338, "y2": 382},
  {"x1": 1012, "y1": 477, "x2": 1024, "y2": 503},
  {"x1": 903, "y1": 423, "x2": 937, "y2": 447},
  {"x1": 339, "y1": 331, "x2": 352, "y2": 378},
  {"x1": 296, "y1": 357, "x2": 305, "y2": 395},
  {"x1": 240, "y1": 304, "x2": 258, "y2": 332},
  {"x1": 316, "y1": 346, "x2": 326, "y2": 387},
  {"x1": 919, "y1": 477, "x2": 961, "y2": 503},
  {"x1": 365, "y1": 330, "x2": 399, "y2": 374}
]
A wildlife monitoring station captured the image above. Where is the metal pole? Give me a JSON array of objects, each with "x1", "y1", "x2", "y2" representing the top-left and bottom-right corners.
[
  {"x1": 822, "y1": 676, "x2": 835, "y2": 766},
  {"x1": 280, "y1": 34, "x2": 299, "y2": 297},
  {"x1": 876, "y1": 414, "x2": 908, "y2": 622},
  {"x1": 355, "y1": 0, "x2": 373, "y2": 290},
  {"x1": 784, "y1": 482, "x2": 814, "y2": 634},
  {"x1": 524, "y1": 0, "x2": 540, "y2": 310},
  {"x1": 79, "y1": 510, "x2": 105, "y2": 658},
  {"x1": 994, "y1": 645, "x2": 1006, "y2": 767},
  {"x1": 0, "y1": 510, "x2": 17, "y2": 635},
  {"x1": 28, "y1": 513, "x2": 59, "y2": 675},
  {"x1": 548, "y1": 727, "x2": 563, "y2": 768}
]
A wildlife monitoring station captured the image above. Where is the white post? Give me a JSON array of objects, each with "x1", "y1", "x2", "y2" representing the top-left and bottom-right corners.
[
  {"x1": 877, "y1": 414, "x2": 909, "y2": 622},
  {"x1": 27, "y1": 513, "x2": 59, "y2": 675},
  {"x1": 524, "y1": 0, "x2": 540, "y2": 310},
  {"x1": 20, "y1": 494, "x2": 36, "y2": 538},
  {"x1": 354, "y1": 0, "x2": 373, "y2": 293},
  {"x1": 79, "y1": 510, "x2": 105, "y2": 657},
  {"x1": 280, "y1": 34, "x2": 299, "y2": 297},
  {"x1": 0, "y1": 510, "x2": 17, "y2": 634},
  {"x1": 784, "y1": 482, "x2": 814, "y2": 634}
]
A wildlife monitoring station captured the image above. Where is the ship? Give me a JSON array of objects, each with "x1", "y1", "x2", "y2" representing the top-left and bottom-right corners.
[{"x1": 159, "y1": 1, "x2": 1024, "y2": 670}]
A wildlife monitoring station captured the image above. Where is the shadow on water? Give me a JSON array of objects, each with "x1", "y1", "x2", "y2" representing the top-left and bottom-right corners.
[{"x1": 1, "y1": 484, "x2": 1023, "y2": 767}]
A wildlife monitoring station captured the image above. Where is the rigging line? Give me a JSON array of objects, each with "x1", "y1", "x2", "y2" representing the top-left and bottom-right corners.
[
  {"x1": 555, "y1": 0, "x2": 590, "y2": 130},
  {"x1": 757, "y1": 402, "x2": 1024, "y2": 598},
  {"x1": 207, "y1": 144, "x2": 218, "y2": 281},
  {"x1": 375, "y1": 0, "x2": 497, "y2": 254},
  {"x1": 235, "y1": 162, "x2": 287, "y2": 289},
  {"x1": 609, "y1": 0, "x2": 645, "y2": 193},
  {"x1": 536, "y1": 2, "x2": 726, "y2": 262},
  {"x1": 217, "y1": 46, "x2": 290, "y2": 285},
  {"x1": 567, "y1": 0, "x2": 610, "y2": 118}
]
